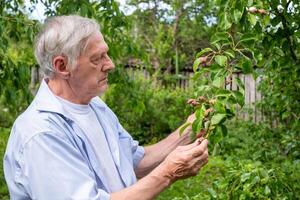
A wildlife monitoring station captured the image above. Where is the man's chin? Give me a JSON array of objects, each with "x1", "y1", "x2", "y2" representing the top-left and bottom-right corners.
[{"x1": 97, "y1": 85, "x2": 108, "y2": 96}]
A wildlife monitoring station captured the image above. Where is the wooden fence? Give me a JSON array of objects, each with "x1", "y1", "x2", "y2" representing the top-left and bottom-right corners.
[{"x1": 125, "y1": 67, "x2": 265, "y2": 123}]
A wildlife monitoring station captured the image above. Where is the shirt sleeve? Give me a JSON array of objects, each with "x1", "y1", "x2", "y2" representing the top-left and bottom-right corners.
[
  {"x1": 18, "y1": 132, "x2": 110, "y2": 200},
  {"x1": 118, "y1": 124, "x2": 145, "y2": 169}
]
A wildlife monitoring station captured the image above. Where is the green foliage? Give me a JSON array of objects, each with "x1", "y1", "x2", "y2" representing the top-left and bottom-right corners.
[
  {"x1": 0, "y1": 128, "x2": 10, "y2": 199},
  {"x1": 0, "y1": 0, "x2": 299, "y2": 199},
  {"x1": 104, "y1": 68, "x2": 192, "y2": 144},
  {"x1": 0, "y1": 3, "x2": 38, "y2": 127},
  {"x1": 158, "y1": 121, "x2": 300, "y2": 200}
]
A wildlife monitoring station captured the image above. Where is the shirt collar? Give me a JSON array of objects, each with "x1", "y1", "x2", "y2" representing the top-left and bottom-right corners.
[{"x1": 34, "y1": 79, "x2": 106, "y2": 117}]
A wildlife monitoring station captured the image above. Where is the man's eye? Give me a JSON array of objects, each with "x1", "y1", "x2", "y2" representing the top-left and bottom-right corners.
[{"x1": 92, "y1": 58, "x2": 101, "y2": 63}]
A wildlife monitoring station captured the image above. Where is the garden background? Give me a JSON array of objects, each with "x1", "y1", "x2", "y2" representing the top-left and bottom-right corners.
[{"x1": 0, "y1": 0, "x2": 299, "y2": 199}]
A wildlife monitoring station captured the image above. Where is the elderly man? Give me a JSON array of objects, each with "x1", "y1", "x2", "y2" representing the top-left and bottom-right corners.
[{"x1": 4, "y1": 15, "x2": 208, "y2": 200}]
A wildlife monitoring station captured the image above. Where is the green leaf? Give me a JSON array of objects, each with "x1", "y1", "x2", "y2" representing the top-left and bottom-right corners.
[
  {"x1": 212, "y1": 126, "x2": 224, "y2": 144},
  {"x1": 211, "y1": 32, "x2": 230, "y2": 44},
  {"x1": 215, "y1": 89, "x2": 231, "y2": 98},
  {"x1": 233, "y1": 10, "x2": 243, "y2": 23},
  {"x1": 195, "y1": 105, "x2": 205, "y2": 119},
  {"x1": 214, "y1": 100, "x2": 226, "y2": 113},
  {"x1": 241, "y1": 173, "x2": 251, "y2": 182},
  {"x1": 193, "y1": 58, "x2": 201, "y2": 72},
  {"x1": 222, "y1": 124, "x2": 228, "y2": 137},
  {"x1": 211, "y1": 113, "x2": 227, "y2": 125},
  {"x1": 235, "y1": 76, "x2": 245, "y2": 93},
  {"x1": 212, "y1": 142, "x2": 221, "y2": 156},
  {"x1": 192, "y1": 118, "x2": 203, "y2": 133},
  {"x1": 247, "y1": 0, "x2": 253, "y2": 6},
  {"x1": 212, "y1": 43, "x2": 221, "y2": 51},
  {"x1": 207, "y1": 188, "x2": 217, "y2": 198},
  {"x1": 212, "y1": 76, "x2": 223, "y2": 88},
  {"x1": 220, "y1": 13, "x2": 232, "y2": 30},
  {"x1": 251, "y1": 176, "x2": 260, "y2": 185},
  {"x1": 179, "y1": 122, "x2": 191, "y2": 136},
  {"x1": 264, "y1": 185, "x2": 271, "y2": 195},
  {"x1": 248, "y1": 14, "x2": 257, "y2": 26},
  {"x1": 224, "y1": 50, "x2": 235, "y2": 58},
  {"x1": 196, "y1": 48, "x2": 213, "y2": 57},
  {"x1": 262, "y1": 14, "x2": 270, "y2": 28},
  {"x1": 240, "y1": 33, "x2": 258, "y2": 43},
  {"x1": 231, "y1": 90, "x2": 244, "y2": 107},
  {"x1": 242, "y1": 59, "x2": 253, "y2": 74},
  {"x1": 215, "y1": 55, "x2": 227, "y2": 67}
]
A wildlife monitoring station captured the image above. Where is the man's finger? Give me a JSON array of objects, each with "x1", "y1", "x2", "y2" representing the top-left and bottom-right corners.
[
  {"x1": 179, "y1": 139, "x2": 202, "y2": 151},
  {"x1": 196, "y1": 130, "x2": 205, "y2": 138},
  {"x1": 189, "y1": 139, "x2": 208, "y2": 158}
]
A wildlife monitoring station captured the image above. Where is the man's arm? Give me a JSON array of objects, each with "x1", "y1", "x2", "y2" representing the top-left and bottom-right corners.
[
  {"x1": 112, "y1": 139, "x2": 208, "y2": 200},
  {"x1": 135, "y1": 114, "x2": 197, "y2": 178}
]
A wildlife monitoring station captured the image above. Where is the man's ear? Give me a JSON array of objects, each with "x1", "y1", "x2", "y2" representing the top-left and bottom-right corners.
[{"x1": 53, "y1": 55, "x2": 70, "y2": 79}]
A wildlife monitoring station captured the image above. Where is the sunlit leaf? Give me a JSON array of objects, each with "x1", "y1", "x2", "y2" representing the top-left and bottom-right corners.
[
  {"x1": 196, "y1": 48, "x2": 213, "y2": 57},
  {"x1": 215, "y1": 55, "x2": 227, "y2": 67},
  {"x1": 211, "y1": 113, "x2": 227, "y2": 125},
  {"x1": 179, "y1": 122, "x2": 191, "y2": 136}
]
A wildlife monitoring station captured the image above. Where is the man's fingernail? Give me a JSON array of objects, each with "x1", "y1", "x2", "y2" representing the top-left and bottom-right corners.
[{"x1": 196, "y1": 139, "x2": 202, "y2": 144}]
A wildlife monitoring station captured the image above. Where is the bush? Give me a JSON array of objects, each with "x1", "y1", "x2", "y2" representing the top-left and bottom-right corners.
[
  {"x1": 157, "y1": 121, "x2": 300, "y2": 200},
  {"x1": 0, "y1": 128, "x2": 10, "y2": 199}
]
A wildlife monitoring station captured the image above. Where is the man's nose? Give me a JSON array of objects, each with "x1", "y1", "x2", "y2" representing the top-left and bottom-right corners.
[{"x1": 103, "y1": 56, "x2": 115, "y2": 72}]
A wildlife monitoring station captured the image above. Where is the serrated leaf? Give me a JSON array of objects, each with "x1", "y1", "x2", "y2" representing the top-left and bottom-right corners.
[
  {"x1": 179, "y1": 122, "x2": 191, "y2": 136},
  {"x1": 196, "y1": 48, "x2": 213, "y2": 57},
  {"x1": 215, "y1": 55, "x2": 227, "y2": 66},
  {"x1": 211, "y1": 113, "x2": 227, "y2": 125}
]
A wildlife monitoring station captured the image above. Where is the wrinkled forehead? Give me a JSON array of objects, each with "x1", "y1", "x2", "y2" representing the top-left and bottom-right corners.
[{"x1": 83, "y1": 33, "x2": 109, "y2": 55}]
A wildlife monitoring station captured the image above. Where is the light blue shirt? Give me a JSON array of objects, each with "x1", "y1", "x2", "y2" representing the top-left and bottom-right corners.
[
  {"x1": 55, "y1": 95, "x2": 125, "y2": 192},
  {"x1": 3, "y1": 79, "x2": 145, "y2": 200}
]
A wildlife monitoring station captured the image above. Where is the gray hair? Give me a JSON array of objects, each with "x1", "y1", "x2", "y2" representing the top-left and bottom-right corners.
[{"x1": 34, "y1": 15, "x2": 100, "y2": 78}]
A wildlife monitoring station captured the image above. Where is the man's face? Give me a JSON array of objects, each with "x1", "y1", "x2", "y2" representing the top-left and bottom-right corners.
[{"x1": 67, "y1": 33, "x2": 114, "y2": 101}]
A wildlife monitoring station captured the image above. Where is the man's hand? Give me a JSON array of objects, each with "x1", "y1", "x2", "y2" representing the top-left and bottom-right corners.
[{"x1": 157, "y1": 138, "x2": 209, "y2": 182}]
